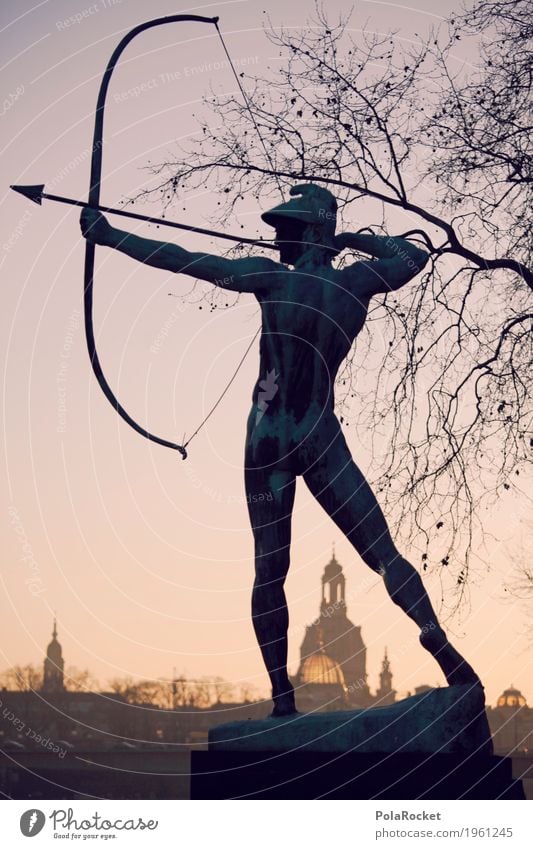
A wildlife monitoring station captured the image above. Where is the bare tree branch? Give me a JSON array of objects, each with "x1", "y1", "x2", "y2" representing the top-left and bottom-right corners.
[{"x1": 130, "y1": 0, "x2": 532, "y2": 609}]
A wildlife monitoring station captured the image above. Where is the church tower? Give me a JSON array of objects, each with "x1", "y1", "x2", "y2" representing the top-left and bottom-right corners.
[
  {"x1": 42, "y1": 618, "x2": 65, "y2": 693},
  {"x1": 296, "y1": 546, "x2": 371, "y2": 708},
  {"x1": 375, "y1": 647, "x2": 396, "y2": 705},
  {"x1": 320, "y1": 543, "x2": 346, "y2": 613}
]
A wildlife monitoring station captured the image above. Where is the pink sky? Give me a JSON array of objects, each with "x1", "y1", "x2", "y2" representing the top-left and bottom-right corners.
[{"x1": 1, "y1": 0, "x2": 531, "y2": 708}]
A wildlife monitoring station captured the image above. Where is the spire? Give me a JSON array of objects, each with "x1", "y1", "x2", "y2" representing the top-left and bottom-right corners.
[
  {"x1": 42, "y1": 616, "x2": 65, "y2": 693},
  {"x1": 375, "y1": 646, "x2": 395, "y2": 704}
]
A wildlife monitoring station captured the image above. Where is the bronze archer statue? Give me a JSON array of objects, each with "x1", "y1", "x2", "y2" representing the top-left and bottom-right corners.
[{"x1": 81, "y1": 183, "x2": 480, "y2": 717}]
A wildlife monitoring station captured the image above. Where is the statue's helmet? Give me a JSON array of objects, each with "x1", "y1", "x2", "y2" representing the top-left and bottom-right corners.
[{"x1": 261, "y1": 183, "x2": 339, "y2": 255}]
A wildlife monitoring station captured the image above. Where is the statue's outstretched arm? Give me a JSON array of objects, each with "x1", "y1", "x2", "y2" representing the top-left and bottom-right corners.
[{"x1": 80, "y1": 207, "x2": 278, "y2": 293}]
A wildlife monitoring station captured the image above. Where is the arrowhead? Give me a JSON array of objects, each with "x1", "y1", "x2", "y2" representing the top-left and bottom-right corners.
[{"x1": 10, "y1": 184, "x2": 45, "y2": 205}]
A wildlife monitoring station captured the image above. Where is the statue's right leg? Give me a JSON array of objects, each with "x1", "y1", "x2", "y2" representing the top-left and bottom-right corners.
[
  {"x1": 245, "y1": 463, "x2": 298, "y2": 716},
  {"x1": 301, "y1": 425, "x2": 481, "y2": 688}
]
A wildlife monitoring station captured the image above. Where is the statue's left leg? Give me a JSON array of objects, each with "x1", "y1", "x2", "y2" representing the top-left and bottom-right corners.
[
  {"x1": 301, "y1": 426, "x2": 480, "y2": 687},
  {"x1": 245, "y1": 463, "x2": 298, "y2": 716}
]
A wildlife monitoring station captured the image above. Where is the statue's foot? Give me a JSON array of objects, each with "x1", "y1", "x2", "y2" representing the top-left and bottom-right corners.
[
  {"x1": 420, "y1": 626, "x2": 482, "y2": 688},
  {"x1": 270, "y1": 691, "x2": 298, "y2": 718}
]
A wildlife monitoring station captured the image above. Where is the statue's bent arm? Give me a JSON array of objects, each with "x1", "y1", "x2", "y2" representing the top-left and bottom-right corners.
[{"x1": 337, "y1": 231, "x2": 429, "y2": 298}]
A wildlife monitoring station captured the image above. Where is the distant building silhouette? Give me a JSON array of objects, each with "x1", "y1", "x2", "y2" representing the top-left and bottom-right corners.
[
  {"x1": 293, "y1": 547, "x2": 399, "y2": 711},
  {"x1": 375, "y1": 648, "x2": 396, "y2": 705},
  {"x1": 0, "y1": 618, "x2": 270, "y2": 753},
  {"x1": 42, "y1": 618, "x2": 64, "y2": 693},
  {"x1": 487, "y1": 685, "x2": 533, "y2": 753},
  {"x1": 1, "y1": 610, "x2": 531, "y2": 760}
]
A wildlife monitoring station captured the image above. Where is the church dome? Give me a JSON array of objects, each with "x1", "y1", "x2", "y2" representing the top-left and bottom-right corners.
[
  {"x1": 300, "y1": 651, "x2": 345, "y2": 686},
  {"x1": 497, "y1": 686, "x2": 527, "y2": 708}
]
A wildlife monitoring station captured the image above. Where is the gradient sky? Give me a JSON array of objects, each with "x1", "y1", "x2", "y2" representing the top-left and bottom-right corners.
[{"x1": 1, "y1": 0, "x2": 531, "y2": 709}]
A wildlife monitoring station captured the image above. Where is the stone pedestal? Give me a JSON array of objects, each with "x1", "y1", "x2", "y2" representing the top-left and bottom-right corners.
[
  {"x1": 190, "y1": 685, "x2": 524, "y2": 799},
  {"x1": 209, "y1": 685, "x2": 493, "y2": 755},
  {"x1": 191, "y1": 750, "x2": 524, "y2": 799}
]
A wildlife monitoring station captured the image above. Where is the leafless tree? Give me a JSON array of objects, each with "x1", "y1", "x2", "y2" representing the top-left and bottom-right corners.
[
  {"x1": 0, "y1": 664, "x2": 43, "y2": 691},
  {"x1": 132, "y1": 0, "x2": 532, "y2": 612},
  {"x1": 502, "y1": 518, "x2": 533, "y2": 637},
  {"x1": 239, "y1": 682, "x2": 259, "y2": 703},
  {"x1": 108, "y1": 674, "x2": 235, "y2": 707},
  {"x1": 108, "y1": 678, "x2": 168, "y2": 706},
  {"x1": 210, "y1": 676, "x2": 235, "y2": 703},
  {"x1": 64, "y1": 666, "x2": 99, "y2": 693}
]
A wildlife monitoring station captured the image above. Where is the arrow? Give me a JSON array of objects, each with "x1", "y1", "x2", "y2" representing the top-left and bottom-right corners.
[{"x1": 10, "y1": 184, "x2": 277, "y2": 249}]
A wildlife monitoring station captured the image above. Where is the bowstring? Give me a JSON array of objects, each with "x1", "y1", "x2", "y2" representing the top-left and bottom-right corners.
[
  {"x1": 182, "y1": 326, "x2": 261, "y2": 451},
  {"x1": 182, "y1": 23, "x2": 284, "y2": 453}
]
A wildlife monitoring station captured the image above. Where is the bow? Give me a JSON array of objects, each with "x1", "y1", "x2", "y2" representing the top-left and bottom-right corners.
[
  {"x1": 9, "y1": 16, "x2": 282, "y2": 458},
  {"x1": 85, "y1": 14, "x2": 222, "y2": 460}
]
